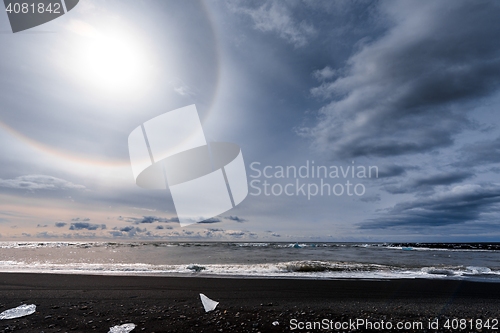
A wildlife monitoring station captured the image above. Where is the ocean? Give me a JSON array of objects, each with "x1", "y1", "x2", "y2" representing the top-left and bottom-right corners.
[{"x1": 0, "y1": 242, "x2": 499, "y2": 282}]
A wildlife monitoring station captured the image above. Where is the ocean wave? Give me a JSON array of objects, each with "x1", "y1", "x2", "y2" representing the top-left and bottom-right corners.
[
  {"x1": 385, "y1": 243, "x2": 500, "y2": 252},
  {"x1": 0, "y1": 241, "x2": 498, "y2": 251},
  {"x1": 0, "y1": 260, "x2": 498, "y2": 282}
]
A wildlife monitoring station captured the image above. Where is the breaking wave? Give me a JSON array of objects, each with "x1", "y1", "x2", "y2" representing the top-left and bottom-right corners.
[{"x1": 0, "y1": 260, "x2": 498, "y2": 282}]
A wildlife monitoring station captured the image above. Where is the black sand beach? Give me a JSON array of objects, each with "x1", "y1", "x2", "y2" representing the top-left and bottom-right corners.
[{"x1": 0, "y1": 273, "x2": 499, "y2": 332}]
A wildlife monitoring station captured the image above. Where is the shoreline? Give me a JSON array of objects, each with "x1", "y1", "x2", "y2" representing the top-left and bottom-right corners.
[
  {"x1": 0, "y1": 273, "x2": 499, "y2": 332},
  {"x1": 1, "y1": 265, "x2": 500, "y2": 284},
  {"x1": 1, "y1": 269, "x2": 500, "y2": 283}
]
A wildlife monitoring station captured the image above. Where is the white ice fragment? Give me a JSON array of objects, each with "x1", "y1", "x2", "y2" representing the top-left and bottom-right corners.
[
  {"x1": 0, "y1": 304, "x2": 36, "y2": 320},
  {"x1": 199, "y1": 293, "x2": 219, "y2": 312},
  {"x1": 272, "y1": 321, "x2": 279, "y2": 326},
  {"x1": 108, "y1": 323, "x2": 136, "y2": 333}
]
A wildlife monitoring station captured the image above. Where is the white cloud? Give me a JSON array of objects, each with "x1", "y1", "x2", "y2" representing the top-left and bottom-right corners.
[
  {"x1": 313, "y1": 66, "x2": 336, "y2": 81},
  {"x1": 169, "y1": 77, "x2": 196, "y2": 97},
  {"x1": 224, "y1": 229, "x2": 246, "y2": 237},
  {"x1": 36, "y1": 231, "x2": 60, "y2": 238},
  {"x1": 230, "y1": 0, "x2": 316, "y2": 48},
  {"x1": 0, "y1": 175, "x2": 85, "y2": 191}
]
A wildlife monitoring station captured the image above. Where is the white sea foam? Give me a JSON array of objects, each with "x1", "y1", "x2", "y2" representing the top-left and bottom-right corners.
[
  {"x1": 0, "y1": 241, "x2": 497, "y2": 251},
  {"x1": 0, "y1": 242, "x2": 497, "y2": 282},
  {"x1": 385, "y1": 246, "x2": 494, "y2": 252},
  {"x1": 0, "y1": 260, "x2": 498, "y2": 281}
]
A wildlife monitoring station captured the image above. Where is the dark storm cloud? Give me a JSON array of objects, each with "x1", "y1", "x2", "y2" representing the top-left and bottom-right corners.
[
  {"x1": 207, "y1": 228, "x2": 224, "y2": 232},
  {"x1": 69, "y1": 222, "x2": 106, "y2": 230},
  {"x1": 110, "y1": 226, "x2": 147, "y2": 237},
  {"x1": 54, "y1": 222, "x2": 67, "y2": 228},
  {"x1": 382, "y1": 171, "x2": 474, "y2": 194},
  {"x1": 71, "y1": 217, "x2": 90, "y2": 222},
  {"x1": 224, "y1": 230, "x2": 246, "y2": 237},
  {"x1": 359, "y1": 194, "x2": 381, "y2": 203},
  {"x1": 224, "y1": 215, "x2": 247, "y2": 223},
  {"x1": 376, "y1": 165, "x2": 410, "y2": 179},
  {"x1": 117, "y1": 226, "x2": 145, "y2": 233},
  {"x1": 155, "y1": 225, "x2": 173, "y2": 230},
  {"x1": 303, "y1": 0, "x2": 500, "y2": 159},
  {"x1": 412, "y1": 172, "x2": 474, "y2": 187},
  {"x1": 360, "y1": 184, "x2": 500, "y2": 229},
  {"x1": 198, "y1": 217, "x2": 221, "y2": 224},
  {"x1": 455, "y1": 136, "x2": 500, "y2": 167}
]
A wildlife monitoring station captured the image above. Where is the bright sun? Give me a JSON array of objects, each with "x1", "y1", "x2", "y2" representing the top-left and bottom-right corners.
[
  {"x1": 84, "y1": 34, "x2": 143, "y2": 89},
  {"x1": 69, "y1": 21, "x2": 153, "y2": 96}
]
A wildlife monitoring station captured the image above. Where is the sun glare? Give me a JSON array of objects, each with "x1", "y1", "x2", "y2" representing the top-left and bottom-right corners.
[
  {"x1": 84, "y1": 33, "x2": 143, "y2": 89},
  {"x1": 68, "y1": 21, "x2": 154, "y2": 97}
]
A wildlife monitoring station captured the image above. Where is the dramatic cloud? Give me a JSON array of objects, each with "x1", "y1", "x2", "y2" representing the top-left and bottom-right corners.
[
  {"x1": 198, "y1": 217, "x2": 221, "y2": 224},
  {"x1": 359, "y1": 194, "x2": 381, "y2": 203},
  {"x1": 304, "y1": 0, "x2": 500, "y2": 159},
  {"x1": 382, "y1": 171, "x2": 474, "y2": 194},
  {"x1": 411, "y1": 172, "x2": 474, "y2": 188},
  {"x1": 116, "y1": 226, "x2": 145, "y2": 233},
  {"x1": 455, "y1": 136, "x2": 500, "y2": 167},
  {"x1": 224, "y1": 215, "x2": 247, "y2": 223},
  {"x1": 0, "y1": 175, "x2": 85, "y2": 191},
  {"x1": 224, "y1": 230, "x2": 246, "y2": 237},
  {"x1": 155, "y1": 225, "x2": 173, "y2": 230},
  {"x1": 109, "y1": 226, "x2": 147, "y2": 237},
  {"x1": 229, "y1": 0, "x2": 316, "y2": 47},
  {"x1": 360, "y1": 184, "x2": 500, "y2": 229},
  {"x1": 122, "y1": 216, "x2": 179, "y2": 224},
  {"x1": 69, "y1": 222, "x2": 106, "y2": 230},
  {"x1": 376, "y1": 165, "x2": 409, "y2": 179},
  {"x1": 2, "y1": 0, "x2": 500, "y2": 241}
]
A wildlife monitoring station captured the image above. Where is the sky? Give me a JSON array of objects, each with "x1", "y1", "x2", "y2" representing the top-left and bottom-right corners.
[{"x1": 1, "y1": 0, "x2": 500, "y2": 242}]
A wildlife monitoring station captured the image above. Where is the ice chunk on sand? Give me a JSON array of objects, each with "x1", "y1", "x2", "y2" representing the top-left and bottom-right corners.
[
  {"x1": 200, "y1": 293, "x2": 219, "y2": 312},
  {"x1": 0, "y1": 304, "x2": 36, "y2": 320},
  {"x1": 108, "y1": 323, "x2": 136, "y2": 333}
]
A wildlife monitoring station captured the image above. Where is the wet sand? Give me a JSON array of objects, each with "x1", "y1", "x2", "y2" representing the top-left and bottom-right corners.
[{"x1": 0, "y1": 273, "x2": 499, "y2": 332}]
